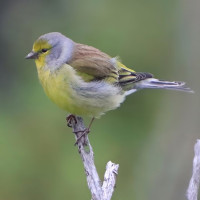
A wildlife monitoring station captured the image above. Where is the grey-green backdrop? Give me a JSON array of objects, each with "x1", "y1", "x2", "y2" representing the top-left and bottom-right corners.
[{"x1": 0, "y1": 0, "x2": 199, "y2": 199}]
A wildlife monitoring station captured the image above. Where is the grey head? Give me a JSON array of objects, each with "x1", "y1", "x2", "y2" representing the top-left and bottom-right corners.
[{"x1": 26, "y1": 32, "x2": 75, "y2": 70}]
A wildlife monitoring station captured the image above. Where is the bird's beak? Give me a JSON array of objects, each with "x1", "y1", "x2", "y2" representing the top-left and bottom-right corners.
[{"x1": 25, "y1": 51, "x2": 38, "y2": 59}]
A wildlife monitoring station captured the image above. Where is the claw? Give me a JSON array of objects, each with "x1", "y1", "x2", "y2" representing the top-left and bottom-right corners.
[
  {"x1": 66, "y1": 116, "x2": 95, "y2": 146},
  {"x1": 66, "y1": 114, "x2": 77, "y2": 127},
  {"x1": 74, "y1": 128, "x2": 90, "y2": 146}
]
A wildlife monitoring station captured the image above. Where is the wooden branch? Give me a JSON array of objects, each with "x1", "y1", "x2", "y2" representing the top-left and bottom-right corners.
[
  {"x1": 187, "y1": 139, "x2": 200, "y2": 200},
  {"x1": 68, "y1": 115, "x2": 119, "y2": 200},
  {"x1": 102, "y1": 161, "x2": 119, "y2": 200}
]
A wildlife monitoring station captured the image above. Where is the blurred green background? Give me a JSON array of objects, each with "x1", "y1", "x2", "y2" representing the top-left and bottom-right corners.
[{"x1": 0, "y1": 0, "x2": 199, "y2": 199}]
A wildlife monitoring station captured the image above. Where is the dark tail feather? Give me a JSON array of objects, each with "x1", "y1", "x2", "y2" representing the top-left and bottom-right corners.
[{"x1": 134, "y1": 78, "x2": 194, "y2": 93}]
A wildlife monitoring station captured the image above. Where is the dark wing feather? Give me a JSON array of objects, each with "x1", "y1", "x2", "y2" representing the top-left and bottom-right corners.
[{"x1": 119, "y1": 68, "x2": 153, "y2": 86}]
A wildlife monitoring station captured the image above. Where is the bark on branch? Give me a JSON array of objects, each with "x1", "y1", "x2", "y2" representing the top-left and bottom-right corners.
[
  {"x1": 187, "y1": 139, "x2": 200, "y2": 200},
  {"x1": 68, "y1": 116, "x2": 119, "y2": 200}
]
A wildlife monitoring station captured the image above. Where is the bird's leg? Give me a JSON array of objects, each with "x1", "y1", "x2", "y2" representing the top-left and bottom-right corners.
[
  {"x1": 66, "y1": 114, "x2": 77, "y2": 127},
  {"x1": 88, "y1": 117, "x2": 95, "y2": 130},
  {"x1": 74, "y1": 117, "x2": 95, "y2": 146}
]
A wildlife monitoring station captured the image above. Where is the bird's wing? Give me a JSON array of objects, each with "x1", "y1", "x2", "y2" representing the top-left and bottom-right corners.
[
  {"x1": 68, "y1": 43, "x2": 153, "y2": 88},
  {"x1": 68, "y1": 43, "x2": 118, "y2": 82}
]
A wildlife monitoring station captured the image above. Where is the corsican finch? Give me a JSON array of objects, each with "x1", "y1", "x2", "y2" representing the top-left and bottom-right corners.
[{"x1": 26, "y1": 32, "x2": 193, "y2": 120}]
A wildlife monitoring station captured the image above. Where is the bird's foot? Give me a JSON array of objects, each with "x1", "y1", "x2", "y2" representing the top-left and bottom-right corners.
[
  {"x1": 74, "y1": 128, "x2": 90, "y2": 146},
  {"x1": 66, "y1": 114, "x2": 77, "y2": 127}
]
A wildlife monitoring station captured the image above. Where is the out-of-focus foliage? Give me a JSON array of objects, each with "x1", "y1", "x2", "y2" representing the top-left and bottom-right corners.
[{"x1": 0, "y1": 0, "x2": 199, "y2": 199}]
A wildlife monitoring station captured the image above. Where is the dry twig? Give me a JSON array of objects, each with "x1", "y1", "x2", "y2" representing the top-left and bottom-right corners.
[
  {"x1": 187, "y1": 139, "x2": 200, "y2": 200},
  {"x1": 68, "y1": 115, "x2": 119, "y2": 200}
]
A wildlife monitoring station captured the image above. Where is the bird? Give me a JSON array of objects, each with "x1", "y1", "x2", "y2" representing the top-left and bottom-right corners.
[{"x1": 25, "y1": 32, "x2": 193, "y2": 128}]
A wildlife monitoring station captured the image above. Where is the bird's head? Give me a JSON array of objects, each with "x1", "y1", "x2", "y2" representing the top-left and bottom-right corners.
[{"x1": 25, "y1": 32, "x2": 74, "y2": 70}]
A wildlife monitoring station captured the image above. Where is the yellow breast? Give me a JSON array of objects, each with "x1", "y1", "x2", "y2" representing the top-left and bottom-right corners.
[
  {"x1": 37, "y1": 65, "x2": 80, "y2": 114},
  {"x1": 36, "y1": 63, "x2": 125, "y2": 117}
]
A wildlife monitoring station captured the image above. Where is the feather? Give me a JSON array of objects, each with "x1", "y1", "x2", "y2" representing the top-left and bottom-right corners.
[
  {"x1": 134, "y1": 78, "x2": 194, "y2": 93},
  {"x1": 68, "y1": 43, "x2": 118, "y2": 82}
]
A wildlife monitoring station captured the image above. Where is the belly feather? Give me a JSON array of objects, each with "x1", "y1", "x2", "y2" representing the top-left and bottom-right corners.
[{"x1": 38, "y1": 66, "x2": 125, "y2": 117}]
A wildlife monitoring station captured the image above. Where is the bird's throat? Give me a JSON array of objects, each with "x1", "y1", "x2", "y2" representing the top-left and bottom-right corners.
[{"x1": 35, "y1": 56, "x2": 46, "y2": 70}]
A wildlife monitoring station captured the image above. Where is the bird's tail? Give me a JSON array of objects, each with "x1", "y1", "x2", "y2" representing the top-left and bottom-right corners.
[{"x1": 134, "y1": 78, "x2": 194, "y2": 93}]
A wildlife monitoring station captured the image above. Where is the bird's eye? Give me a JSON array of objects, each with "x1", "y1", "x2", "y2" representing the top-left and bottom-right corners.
[{"x1": 41, "y1": 48, "x2": 48, "y2": 53}]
